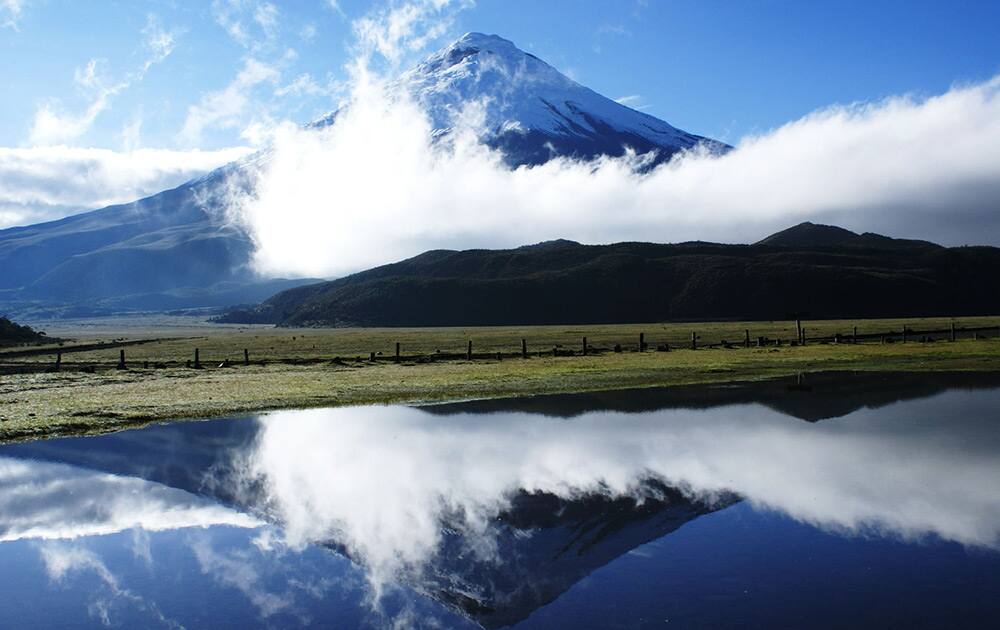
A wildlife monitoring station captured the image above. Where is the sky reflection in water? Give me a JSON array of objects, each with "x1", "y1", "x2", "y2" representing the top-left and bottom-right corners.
[{"x1": 0, "y1": 373, "x2": 998, "y2": 628}]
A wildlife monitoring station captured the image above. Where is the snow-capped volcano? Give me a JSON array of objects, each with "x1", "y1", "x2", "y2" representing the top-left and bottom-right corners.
[
  {"x1": 0, "y1": 32, "x2": 726, "y2": 314},
  {"x1": 323, "y1": 32, "x2": 726, "y2": 165}
]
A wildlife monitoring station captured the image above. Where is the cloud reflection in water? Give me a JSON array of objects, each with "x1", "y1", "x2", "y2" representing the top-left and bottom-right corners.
[{"x1": 240, "y1": 387, "x2": 1000, "y2": 595}]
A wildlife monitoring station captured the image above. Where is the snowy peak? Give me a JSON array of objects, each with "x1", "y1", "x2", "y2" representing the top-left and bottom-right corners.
[
  {"x1": 397, "y1": 32, "x2": 727, "y2": 166},
  {"x1": 395, "y1": 32, "x2": 725, "y2": 165},
  {"x1": 419, "y1": 32, "x2": 543, "y2": 73}
]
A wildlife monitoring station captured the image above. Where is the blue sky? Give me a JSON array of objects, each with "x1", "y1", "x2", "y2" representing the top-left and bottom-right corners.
[
  {"x1": 2, "y1": 0, "x2": 1000, "y2": 239},
  {"x1": 2, "y1": 0, "x2": 998, "y2": 151}
]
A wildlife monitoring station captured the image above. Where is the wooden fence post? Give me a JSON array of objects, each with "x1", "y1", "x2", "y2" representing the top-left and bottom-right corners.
[
  {"x1": 194, "y1": 348, "x2": 201, "y2": 369},
  {"x1": 691, "y1": 332, "x2": 697, "y2": 350},
  {"x1": 801, "y1": 329, "x2": 806, "y2": 346},
  {"x1": 639, "y1": 332, "x2": 645, "y2": 352},
  {"x1": 583, "y1": 337, "x2": 588, "y2": 356},
  {"x1": 744, "y1": 329, "x2": 750, "y2": 348},
  {"x1": 902, "y1": 327, "x2": 908, "y2": 343},
  {"x1": 853, "y1": 326, "x2": 858, "y2": 344},
  {"x1": 521, "y1": 338, "x2": 527, "y2": 359},
  {"x1": 395, "y1": 342, "x2": 400, "y2": 362},
  {"x1": 117, "y1": 349, "x2": 126, "y2": 370},
  {"x1": 55, "y1": 351, "x2": 62, "y2": 371},
  {"x1": 244, "y1": 349, "x2": 250, "y2": 366},
  {"x1": 467, "y1": 340, "x2": 472, "y2": 361},
  {"x1": 796, "y1": 319, "x2": 803, "y2": 345},
  {"x1": 950, "y1": 323, "x2": 956, "y2": 342}
]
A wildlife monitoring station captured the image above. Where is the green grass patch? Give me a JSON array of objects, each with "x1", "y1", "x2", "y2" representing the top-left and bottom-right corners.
[{"x1": 0, "y1": 314, "x2": 998, "y2": 444}]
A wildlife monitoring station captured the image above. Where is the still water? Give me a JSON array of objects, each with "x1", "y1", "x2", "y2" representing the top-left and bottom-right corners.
[{"x1": 0, "y1": 372, "x2": 998, "y2": 628}]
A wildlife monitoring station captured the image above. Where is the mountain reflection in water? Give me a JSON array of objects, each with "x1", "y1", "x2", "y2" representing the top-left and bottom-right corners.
[{"x1": 1, "y1": 371, "x2": 999, "y2": 628}]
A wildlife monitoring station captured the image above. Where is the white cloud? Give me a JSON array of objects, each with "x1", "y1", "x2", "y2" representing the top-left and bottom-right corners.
[
  {"x1": 0, "y1": 0, "x2": 25, "y2": 30},
  {"x1": 27, "y1": 17, "x2": 177, "y2": 145},
  {"x1": 274, "y1": 73, "x2": 323, "y2": 98},
  {"x1": 38, "y1": 542, "x2": 184, "y2": 628},
  {"x1": 180, "y1": 58, "x2": 280, "y2": 145},
  {"x1": 299, "y1": 22, "x2": 317, "y2": 42},
  {"x1": 0, "y1": 457, "x2": 261, "y2": 541},
  {"x1": 29, "y1": 59, "x2": 127, "y2": 145},
  {"x1": 120, "y1": 115, "x2": 143, "y2": 151},
  {"x1": 253, "y1": 2, "x2": 278, "y2": 36},
  {"x1": 190, "y1": 536, "x2": 294, "y2": 618},
  {"x1": 238, "y1": 388, "x2": 1000, "y2": 593},
  {"x1": 325, "y1": 0, "x2": 345, "y2": 17},
  {"x1": 140, "y1": 14, "x2": 177, "y2": 77},
  {"x1": 212, "y1": 0, "x2": 251, "y2": 47},
  {"x1": 351, "y1": 0, "x2": 470, "y2": 70},
  {"x1": 226, "y1": 74, "x2": 1000, "y2": 279},
  {"x1": 212, "y1": 0, "x2": 281, "y2": 51},
  {"x1": 614, "y1": 94, "x2": 651, "y2": 110},
  {"x1": 0, "y1": 145, "x2": 252, "y2": 229}
]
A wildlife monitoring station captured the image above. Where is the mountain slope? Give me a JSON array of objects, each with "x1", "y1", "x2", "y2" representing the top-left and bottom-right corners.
[
  {"x1": 217, "y1": 225, "x2": 1000, "y2": 327},
  {"x1": 0, "y1": 33, "x2": 723, "y2": 317},
  {"x1": 0, "y1": 164, "x2": 318, "y2": 317}
]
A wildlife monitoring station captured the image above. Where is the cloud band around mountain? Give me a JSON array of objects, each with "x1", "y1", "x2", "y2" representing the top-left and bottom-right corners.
[
  {"x1": 0, "y1": 146, "x2": 252, "y2": 229},
  {"x1": 229, "y1": 73, "x2": 1000, "y2": 279}
]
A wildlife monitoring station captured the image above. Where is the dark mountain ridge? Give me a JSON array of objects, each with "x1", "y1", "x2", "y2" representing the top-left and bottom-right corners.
[
  {"x1": 0, "y1": 317, "x2": 47, "y2": 346},
  {"x1": 756, "y1": 221, "x2": 939, "y2": 250},
  {"x1": 217, "y1": 222, "x2": 1000, "y2": 327}
]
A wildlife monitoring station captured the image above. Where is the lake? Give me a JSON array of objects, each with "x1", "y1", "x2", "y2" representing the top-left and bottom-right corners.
[{"x1": 0, "y1": 371, "x2": 998, "y2": 628}]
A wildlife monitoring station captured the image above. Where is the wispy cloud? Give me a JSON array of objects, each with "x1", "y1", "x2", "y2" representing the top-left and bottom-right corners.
[
  {"x1": 614, "y1": 94, "x2": 651, "y2": 110},
  {"x1": 212, "y1": 0, "x2": 282, "y2": 51},
  {"x1": 180, "y1": 58, "x2": 280, "y2": 145},
  {"x1": 325, "y1": 0, "x2": 346, "y2": 19},
  {"x1": 351, "y1": 0, "x2": 471, "y2": 71},
  {"x1": 274, "y1": 73, "x2": 324, "y2": 98},
  {"x1": 299, "y1": 22, "x2": 317, "y2": 42},
  {"x1": 0, "y1": 0, "x2": 26, "y2": 30},
  {"x1": 0, "y1": 145, "x2": 252, "y2": 229},
  {"x1": 593, "y1": 23, "x2": 631, "y2": 54},
  {"x1": 38, "y1": 542, "x2": 183, "y2": 628},
  {"x1": 190, "y1": 535, "x2": 295, "y2": 619},
  {"x1": 27, "y1": 15, "x2": 177, "y2": 145},
  {"x1": 140, "y1": 14, "x2": 177, "y2": 77}
]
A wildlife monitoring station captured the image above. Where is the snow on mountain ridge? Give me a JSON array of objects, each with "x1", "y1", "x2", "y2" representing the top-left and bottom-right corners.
[
  {"x1": 314, "y1": 32, "x2": 726, "y2": 165},
  {"x1": 403, "y1": 32, "x2": 695, "y2": 144},
  {"x1": 400, "y1": 33, "x2": 720, "y2": 156}
]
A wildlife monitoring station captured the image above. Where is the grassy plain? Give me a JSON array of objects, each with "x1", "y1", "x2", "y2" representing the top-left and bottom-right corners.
[{"x1": 0, "y1": 315, "x2": 998, "y2": 443}]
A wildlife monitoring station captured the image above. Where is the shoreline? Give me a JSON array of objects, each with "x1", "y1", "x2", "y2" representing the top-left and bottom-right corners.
[{"x1": 2, "y1": 334, "x2": 999, "y2": 444}]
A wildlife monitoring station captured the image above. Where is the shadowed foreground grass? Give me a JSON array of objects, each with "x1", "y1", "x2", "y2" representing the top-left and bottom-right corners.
[{"x1": 1, "y1": 316, "x2": 998, "y2": 444}]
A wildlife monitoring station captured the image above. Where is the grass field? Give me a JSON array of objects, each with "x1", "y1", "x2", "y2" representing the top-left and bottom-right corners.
[{"x1": 1, "y1": 315, "x2": 998, "y2": 444}]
